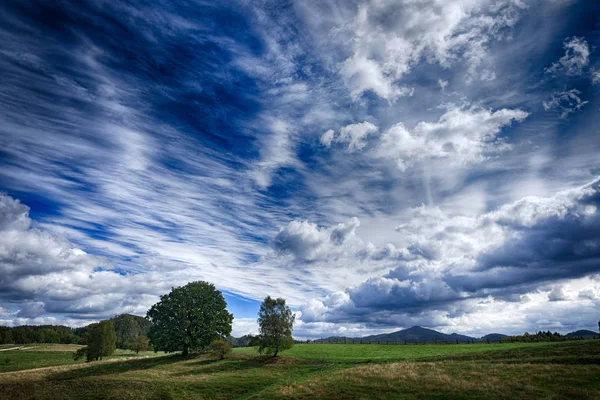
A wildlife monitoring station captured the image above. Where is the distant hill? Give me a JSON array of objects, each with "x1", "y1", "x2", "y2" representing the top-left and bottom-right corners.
[
  {"x1": 364, "y1": 326, "x2": 475, "y2": 343},
  {"x1": 312, "y1": 326, "x2": 477, "y2": 344},
  {"x1": 480, "y1": 333, "x2": 507, "y2": 342},
  {"x1": 566, "y1": 330, "x2": 598, "y2": 339}
]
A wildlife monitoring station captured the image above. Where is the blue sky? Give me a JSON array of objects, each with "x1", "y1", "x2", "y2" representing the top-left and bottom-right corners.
[{"x1": 0, "y1": 0, "x2": 599, "y2": 338}]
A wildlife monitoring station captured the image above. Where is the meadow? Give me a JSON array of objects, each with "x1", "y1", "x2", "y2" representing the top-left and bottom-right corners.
[{"x1": 0, "y1": 341, "x2": 598, "y2": 399}]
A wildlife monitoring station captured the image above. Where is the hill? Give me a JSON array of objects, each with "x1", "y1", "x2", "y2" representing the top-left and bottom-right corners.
[
  {"x1": 566, "y1": 330, "x2": 598, "y2": 339},
  {"x1": 481, "y1": 333, "x2": 507, "y2": 342},
  {"x1": 312, "y1": 326, "x2": 477, "y2": 344},
  {"x1": 364, "y1": 326, "x2": 475, "y2": 343}
]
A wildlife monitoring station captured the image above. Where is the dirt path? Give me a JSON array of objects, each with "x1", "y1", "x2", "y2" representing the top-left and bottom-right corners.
[{"x1": 0, "y1": 347, "x2": 24, "y2": 352}]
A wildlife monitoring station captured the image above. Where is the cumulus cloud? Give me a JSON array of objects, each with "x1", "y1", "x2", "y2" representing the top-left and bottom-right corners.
[
  {"x1": 337, "y1": 0, "x2": 526, "y2": 100},
  {"x1": 0, "y1": 194, "x2": 100, "y2": 288},
  {"x1": 321, "y1": 122, "x2": 378, "y2": 152},
  {"x1": 298, "y1": 178, "x2": 600, "y2": 330},
  {"x1": 273, "y1": 217, "x2": 361, "y2": 261},
  {"x1": 545, "y1": 37, "x2": 590, "y2": 76},
  {"x1": 376, "y1": 105, "x2": 528, "y2": 171},
  {"x1": 543, "y1": 89, "x2": 588, "y2": 118}
]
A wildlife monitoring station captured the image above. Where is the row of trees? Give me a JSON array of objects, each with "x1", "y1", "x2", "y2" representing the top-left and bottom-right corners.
[
  {"x1": 71, "y1": 281, "x2": 295, "y2": 362},
  {"x1": 0, "y1": 314, "x2": 152, "y2": 349},
  {"x1": 0, "y1": 325, "x2": 80, "y2": 344}
]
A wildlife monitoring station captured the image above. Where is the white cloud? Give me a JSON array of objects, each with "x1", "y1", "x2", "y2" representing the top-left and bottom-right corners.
[
  {"x1": 320, "y1": 129, "x2": 336, "y2": 147},
  {"x1": 250, "y1": 118, "x2": 296, "y2": 189},
  {"x1": 297, "y1": 177, "x2": 600, "y2": 333},
  {"x1": 273, "y1": 217, "x2": 361, "y2": 261},
  {"x1": 231, "y1": 318, "x2": 259, "y2": 337},
  {"x1": 377, "y1": 105, "x2": 528, "y2": 170},
  {"x1": 543, "y1": 89, "x2": 588, "y2": 118},
  {"x1": 335, "y1": 0, "x2": 527, "y2": 100},
  {"x1": 545, "y1": 37, "x2": 590, "y2": 76},
  {"x1": 438, "y1": 79, "x2": 449, "y2": 91},
  {"x1": 322, "y1": 122, "x2": 379, "y2": 152}
]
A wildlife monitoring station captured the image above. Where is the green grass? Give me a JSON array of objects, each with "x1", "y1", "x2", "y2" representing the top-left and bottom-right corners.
[
  {"x1": 0, "y1": 351, "x2": 83, "y2": 373},
  {"x1": 0, "y1": 344, "x2": 165, "y2": 373},
  {"x1": 234, "y1": 341, "x2": 558, "y2": 362},
  {"x1": 0, "y1": 341, "x2": 598, "y2": 399}
]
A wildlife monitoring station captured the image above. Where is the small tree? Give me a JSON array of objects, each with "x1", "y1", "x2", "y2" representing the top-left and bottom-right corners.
[
  {"x1": 78, "y1": 321, "x2": 117, "y2": 362},
  {"x1": 257, "y1": 296, "x2": 295, "y2": 357},
  {"x1": 208, "y1": 339, "x2": 232, "y2": 360},
  {"x1": 147, "y1": 281, "x2": 233, "y2": 356},
  {"x1": 91, "y1": 321, "x2": 117, "y2": 361},
  {"x1": 133, "y1": 336, "x2": 150, "y2": 354}
]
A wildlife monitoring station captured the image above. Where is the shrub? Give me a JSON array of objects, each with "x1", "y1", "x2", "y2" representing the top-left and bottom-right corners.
[
  {"x1": 133, "y1": 336, "x2": 150, "y2": 354},
  {"x1": 208, "y1": 339, "x2": 231, "y2": 360}
]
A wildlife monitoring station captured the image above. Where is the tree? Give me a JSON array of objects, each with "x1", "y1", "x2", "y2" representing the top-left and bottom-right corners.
[
  {"x1": 208, "y1": 339, "x2": 231, "y2": 360},
  {"x1": 86, "y1": 321, "x2": 117, "y2": 361},
  {"x1": 257, "y1": 296, "x2": 295, "y2": 357},
  {"x1": 110, "y1": 314, "x2": 152, "y2": 349},
  {"x1": 146, "y1": 281, "x2": 233, "y2": 356},
  {"x1": 133, "y1": 335, "x2": 150, "y2": 354}
]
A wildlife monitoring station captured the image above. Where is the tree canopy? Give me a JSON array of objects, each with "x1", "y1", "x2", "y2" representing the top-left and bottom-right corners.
[
  {"x1": 257, "y1": 296, "x2": 295, "y2": 357},
  {"x1": 146, "y1": 281, "x2": 233, "y2": 356},
  {"x1": 109, "y1": 314, "x2": 152, "y2": 349},
  {"x1": 85, "y1": 321, "x2": 117, "y2": 361}
]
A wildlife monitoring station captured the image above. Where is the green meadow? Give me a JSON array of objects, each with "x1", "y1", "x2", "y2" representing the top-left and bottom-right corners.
[{"x1": 1, "y1": 341, "x2": 599, "y2": 399}]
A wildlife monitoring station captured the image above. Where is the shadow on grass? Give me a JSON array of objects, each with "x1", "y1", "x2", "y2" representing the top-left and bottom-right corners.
[
  {"x1": 49, "y1": 354, "x2": 183, "y2": 381},
  {"x1": 175, "y1": 355, "x2": 302, "y2": 376}
]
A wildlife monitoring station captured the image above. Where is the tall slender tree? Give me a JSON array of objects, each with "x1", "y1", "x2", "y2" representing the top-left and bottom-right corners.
[
  {"x1": 257, "y1": 296, "x2": 295, "y2": 357},
  {"x1": 147, "y1": 281, "x2": 233, "y2": 356}
]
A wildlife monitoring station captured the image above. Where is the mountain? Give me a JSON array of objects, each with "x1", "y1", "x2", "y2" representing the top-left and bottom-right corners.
[
  {"x1": 364, "y1": 326, "x2": 476, "y2": 343},
  {"x1": 314, "y1": 326, "x2": 477, "y2": 344},
  {"x1": 480, "y1": 333, "x2": 507, "y2": 342},
  {"x1": 566, "y1": 330, "x2": 598, "y2": 339}
]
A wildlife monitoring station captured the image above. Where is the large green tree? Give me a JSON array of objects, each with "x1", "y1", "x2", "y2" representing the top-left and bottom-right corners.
[
  {"x1": 257, "y1": 296, "x2": 295, "y2": 357},
  {"x1": 146, "y1": 281, "x2": 233, "y2": 356}
]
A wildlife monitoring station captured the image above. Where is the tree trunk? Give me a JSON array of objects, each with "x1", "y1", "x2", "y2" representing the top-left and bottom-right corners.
[{"x1": 182, "y1": 344, "x2": 189, "y2": 357}]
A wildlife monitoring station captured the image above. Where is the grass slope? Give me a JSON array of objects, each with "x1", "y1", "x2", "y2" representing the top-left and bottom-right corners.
[
  {"x1": 0, "y1": 341, "x2": 598, "y2": 399},
  {"x1": 0, "y1": 344, "x2": 163, "y2": 373}
]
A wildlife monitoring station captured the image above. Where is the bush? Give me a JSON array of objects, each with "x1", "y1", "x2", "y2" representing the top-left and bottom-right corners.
[
  {"x1": 208, "y1": 339, "x2": 231, "y2": 360},
  {"x1": 73, "y1": 347, "x2": 88, "y2": 361},
  {"x1": 133, "y1": 336, "x2": 150, "y2": 354}
]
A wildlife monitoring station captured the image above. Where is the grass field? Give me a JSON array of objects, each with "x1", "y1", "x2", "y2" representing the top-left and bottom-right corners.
[
  {"x1": 0, "y1": 344, "x2": 164, "y2": 373},
  {"x1": 234, "y1": 341, "x2": 557, "y2": 362},
  {"x1": 0, "y1": 341, "x2": 598, "y2": 399}
]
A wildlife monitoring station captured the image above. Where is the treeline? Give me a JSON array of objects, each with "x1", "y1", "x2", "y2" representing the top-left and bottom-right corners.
[
  {"x1": 505, "y1": 331, "x2": 596, "y2": 342},
  {"x1": 0, "y1": 325, "x2": 79, "y2": 344},
  {"x1": 0, "y1": 313, "x2": 151, "y2": 350}
]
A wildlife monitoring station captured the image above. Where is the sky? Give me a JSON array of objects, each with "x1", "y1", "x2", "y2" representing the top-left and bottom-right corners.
[{"x1": 0, "y1": 0, "x2": 599, "y2": 339}]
